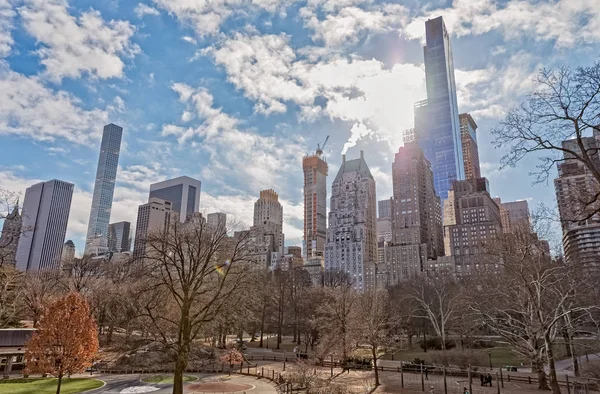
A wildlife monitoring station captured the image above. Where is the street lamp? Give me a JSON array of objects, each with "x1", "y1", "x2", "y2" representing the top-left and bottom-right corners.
[{"x1": 488, "y1": 351, "x2": 492, "y2": 369}]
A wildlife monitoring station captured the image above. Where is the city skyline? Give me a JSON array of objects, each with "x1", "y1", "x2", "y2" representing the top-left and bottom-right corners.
[{"x1": 2, "y1": 2, "x2": 598, "y2": 254}]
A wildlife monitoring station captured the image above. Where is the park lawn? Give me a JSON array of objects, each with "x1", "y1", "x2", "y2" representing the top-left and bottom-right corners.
[
  {"x1": 383, "y1": 347, "x2": 526, "y2": 368},
  {"x1": 141, "y1": 375, "x2": 197, "y2": 384},
  {"x1": 0, "y1": 377, "x2": 103, "y2": 394}
]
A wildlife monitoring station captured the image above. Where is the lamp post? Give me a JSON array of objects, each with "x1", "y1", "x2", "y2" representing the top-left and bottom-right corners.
[{"x1": 488, "y1": 351, "x2": 492, "y2": 369}]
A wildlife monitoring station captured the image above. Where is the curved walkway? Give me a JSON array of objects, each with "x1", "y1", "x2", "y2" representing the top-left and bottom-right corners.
[{"x1": 89, "y1": 373, "x2": 277, "y2": 393}]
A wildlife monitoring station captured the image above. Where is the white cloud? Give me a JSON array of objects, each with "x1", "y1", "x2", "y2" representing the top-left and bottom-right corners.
[
  {"x1": 19, "y1": 0, "x2": 140, "y2": 81},
  {"x1": 0, "y1": 0, "x2": 15, "y2": 58},
  {"x1": 301, "y1": 3, "x2": 408, "y2": 47},
  {"x1": 134, "y1": 3, "x2": 160, "y2": 18},
  {"x1": 0, "y1": 62, "x2": 110, "y2": 144},
  {"x1": 162, "y1": 82, "x2": 306, "y2": 191},
  {"x1": 404, "y1": 0, "x2": 600, "y2": 48},
  {"x1": 205, "y1": 33, "x2": 425, "y2": 150},
  {"x1": 152, "y1": 0, "x2": 289, "y2": 36},
  {"x1": 181, "y1": 35, "x2": 197, "y2": 45}
]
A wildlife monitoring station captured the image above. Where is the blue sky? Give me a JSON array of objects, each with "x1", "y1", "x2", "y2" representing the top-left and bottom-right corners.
[{"x1": 1, "y1": 0, "x2": 599, "y2": 254}]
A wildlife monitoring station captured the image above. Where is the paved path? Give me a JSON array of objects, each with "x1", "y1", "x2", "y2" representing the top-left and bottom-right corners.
[{"x1": 91, "y1": 373, "x2": 278, "y2": 394}]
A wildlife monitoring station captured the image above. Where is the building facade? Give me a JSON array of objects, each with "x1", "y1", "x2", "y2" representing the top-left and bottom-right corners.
[
  {"x1": 554, "y1": 129, "x2": 600, "y2": 266},
  {"x1": 61, "y1": 240, "x2": 76, "y2": 266},
  {"x1": 443, "y1": 179, "x2": 503, "y2": 275},
  {"x1": 0, "y1": 202, "x2": 21, "y2": 266},
  {"x1": 85, "y1": 123, "x2": 123, "y2": 256},
  {"x1": 303, "y1": 154, "x2": 328, "y2": 258},
  {"x1": 253, "y1": 189, "x2": 284, "y2": 254},
  {"x1": 108, "y1": 221, "x2": 131, "y2": 253},
  {"x1": 459, "y1": 113, "x2": 481, "y2": 184},
  {"x1": 133, "y1": 198, "x2": 172, "y2": 261},
  {"x1": 324, "y1": 151, "x2": 377, "y2": 292},
  {"x1": 149, "y1": 176, "x2": 201, "y2": 223},
  {"x1": 207, "y1": 212, "x2": 227, "y2": 230},
  {"x1": 16, "y1": 180, "x2": 73, "y2": 271},
  {"x1": 498, "y1": 200, "x2": 530, "y2": 233},
  {"x1": 414, "y1": 16, "x2": 464, "y2": 201},
  {"x1": 378, "y1": 198, "x2": 393, "y2": 219}
]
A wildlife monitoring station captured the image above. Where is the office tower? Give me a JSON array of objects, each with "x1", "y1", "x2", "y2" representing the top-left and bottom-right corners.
[
  {"x1": 149, "y1": 176, "x2": 201, "y2": 222},
  {"x1": 378, "y1": 198, "x2": 392, "y2": 219},
  {"x1": 377, "y1": 218, "x2": 392, "y2": 242},
  {"x1": 554, "y1": 128, "x2": 600, "y2": 266},
  {"x1": 0, "y1": 201, "x2": 21, "y2": 266},
  {"x1": 253, "y1": 189, "x2": 284, "y2": 254},
  {"x1": 499, "y1": 200, "x2": 530, "y2": 233},
  {"x1": 303, "y1": 153, "x2": 328, "y2": 258},
  {"x1": 414, "y1": 16, "x2": 464, "y2": 201},
  {"x1": 379, "y1": 142, "x2": 443, "y2": 286},
  {"x1": 107, "y1": 221, "x2": 131, "y2": 253},
  {"x1": 84, "y1": 123, "x2": 123, "y2": 256},
  {"x1": 286, "y1": 246, "x2": 302, "y2": 258},
  {"x1": 391, "y1": 142, "x2": 444, "y2": 257},
  {"x1": 16, "y1": 180, "x2": 73, "y2": 271},
  {"x1": 61, "y1": 240, "x2": 76, "y2": 266},
  {"x1": 459, "y1": 113, "x2": 481, "y2": 183},
  {"x1": 443, "y1": 179, "x2": 503, "y2": 274},
  {"x1": 207, "y1": 212, "x2": 227, "y2": 229},
  {"x1": 324, "y1": 151, "x2": 377, "y2": 292},
  {"x1": 133, "y1": 198, "x2": 172, "y2": 261}
]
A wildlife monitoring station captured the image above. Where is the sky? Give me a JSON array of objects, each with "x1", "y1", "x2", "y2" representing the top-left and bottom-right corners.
[{"x1": 1, "y1": 0, "x2": 599, "y2": 254}]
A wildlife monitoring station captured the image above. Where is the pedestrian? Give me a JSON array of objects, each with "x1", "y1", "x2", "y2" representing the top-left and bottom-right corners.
[
  {"x1": 463, "y1": 387, "x2": 470, "y2": 394},
  {"x1": 429, "y1": 385, "x2": 435, "y2": 394},
  {"x1": 480, "y1": 374, "x2": 485, "y2": 386},
  {"x1": 293, "y1": 346, "x2": 299, "y2": 358}
]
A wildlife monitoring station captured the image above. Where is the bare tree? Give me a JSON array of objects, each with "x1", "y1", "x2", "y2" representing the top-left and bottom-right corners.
[
  {"x1": 139, "y1": 217, "x2": 252, "y2": 394},
  {"x1": 403, "y1": 277, "x2": 464, "y2": 352},
  {"x1": 22, "y1": 270, "x2": 59, "y2": 327},
  {"x1": 471, "y1": 222, "x2": 598, "y2": 394},
  {"x1": 492, "y1": 61, "x2": 600, "y2": 220},
  {"x1": 352, "y1": 289, "x2": 398, "y2": 387},
  {"x1": 316, "y1": 284, "x2": 357, "y2": 362},
  {"x1": 0, "y1": 265, "x2": 24, "y2": 327}
]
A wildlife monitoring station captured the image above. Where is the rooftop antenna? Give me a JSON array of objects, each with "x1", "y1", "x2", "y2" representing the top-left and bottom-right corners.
[{"x1": 316, "y1": 135, "x2": 329, "y2": 156}]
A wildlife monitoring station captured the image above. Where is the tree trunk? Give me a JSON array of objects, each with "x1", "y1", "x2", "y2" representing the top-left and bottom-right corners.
[
  {"x1": 259, "y1": 301, "x2": 266, "y2": 348},
  {"x1": 173, "y1": 357, "x2": 185, "y2": 394},
  {"x1": 533, "y1": 359, "x2": 550, "y2": 390},
  {"x1": 107, "y1": 324, "x2": 115, "y2": 345},
  {"x1": 423, "y1": 330, "x2": 427, "y2": 353},
  {"x1": 55, "y1": 373, "x2": 63, "y2": 394},
  {"x1": 570, "y1": 338, "x2": 579, "y2": 377},
  {"x1": 544, "y1": 333, "x2": 562, "y2": 394},
  {"x1": 372, "y1": 346, "x2": 380, "y2": 387},
  {"x1": 563, "y1": 331, "x2": 572, "y2": 357}
]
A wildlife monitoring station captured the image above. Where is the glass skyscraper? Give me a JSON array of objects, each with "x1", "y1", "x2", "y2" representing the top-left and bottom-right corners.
[
  {"x1": 414, "y1": 16, "x2": 464, "y2": 201},
  {"x1": 149, "y1": 176, "x2": 201, "y2": 222},
  {"x1": 85, "y1": 123, "x2": 123, "y2": 256}
]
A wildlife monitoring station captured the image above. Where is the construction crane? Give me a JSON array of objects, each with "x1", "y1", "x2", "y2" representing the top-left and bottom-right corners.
[{"x1": 316, "y1": 135, "x2": 329, "y2": 156}]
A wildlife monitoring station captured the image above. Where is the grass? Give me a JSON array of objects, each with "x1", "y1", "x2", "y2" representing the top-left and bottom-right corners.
[
  {"x1": 140, "y1": 375, "x2": 197, "y2": 384},
  {"x1": 0, "y1": 378, "x2": 103, "y2": 394},
  {"x1": 382, "y1": 347, "x2": 526, "y2": 367}
]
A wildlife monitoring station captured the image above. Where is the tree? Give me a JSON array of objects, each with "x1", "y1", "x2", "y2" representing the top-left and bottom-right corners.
[
  {"x1": 492, "y1": 61, "x2": 600, "y2": 220},
  {"x1": 470, "y1": 222, "x2": 598, "y2": 394},
  {"x1": 316, "y1": 284, "x2": 357, "y2": 362},
  {"x1": 24, "y1": 292, "x2": 99, "y2": 394},
  {"x1": 22, "y1": 270, "x2": 59, "y2": 327},
  {"x1": 402, "y1": 277, "x2": 464, "y2": 352},
  {"x1": 139, "y1": 217, "x2": 252, "y2": 394},
  {"x1": 352, "y1": 289, "x2": 398, "y2": 387},
  {"x1": 0, "y1": 265, "x2": 23, "y2": 327}
]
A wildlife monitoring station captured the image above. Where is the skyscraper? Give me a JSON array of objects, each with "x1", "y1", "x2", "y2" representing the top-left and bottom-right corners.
[
  {"x1": 459, "y1": 113, "x2": 481, "y2": 184},
  {"x1": 0, "y1": 201, "x2": 21, "y2": 266},
  {"x1": 391, "y1": 141, "x2": 443, "y2": 258},
  {"x1": 414, "y1": 16, "x2": 464, "y2": 201},
  {"x1": 378, "y1": 198, "x2": 393, "y2": 219},
  {"x1": 554, "y1": 128, "x2": 600, "y2": 266},
  {"x1": 498, "y1": 200, "x2": 530, "y2": 233},
  {"x1": 207, "y1": 212, "x2": 227, "y2": 230},
  {"x1": 133, "y1": 198, "x2": 172, "y2": 261},
  {"x1": 149, "y1": 176, "x2": 201, "y2": 222},
  {"x1": 85, "y1": 123, "x2": 123, "y2": 256},
  {"x1": 324, "y1": 151, "x2": 377, "y2": 291},
  {"x1": 253, "y1": 189, "x2": 284, "y2": 254},
  {"x1": 16, "y1": 180, "x2": 73, "y2": 271},
  {"x1": 108, "y1": 221, "x2": 131, "y2": 253},
  {"x1": 61, "y1": 240, "x2": 76, "y2": 266},
  {"x1": 303, "y1": 153, "x2": 328, "y2": 258}
]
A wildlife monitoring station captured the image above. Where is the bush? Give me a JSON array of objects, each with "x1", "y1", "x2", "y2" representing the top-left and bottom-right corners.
[
  {"x1": 467, "y1": 339, "x2": 497, "y2": 349},
  {"x1": 342, "y1": 357, "x2": 372, "y2": 369},
  {"x1": 419, "y1": 337, "x2": 456, "y2": 351}
]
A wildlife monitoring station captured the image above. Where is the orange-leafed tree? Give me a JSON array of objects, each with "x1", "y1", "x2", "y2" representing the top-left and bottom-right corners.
[{"x1": 24, "y1": 292, "x2": 99, "y2": 394}]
